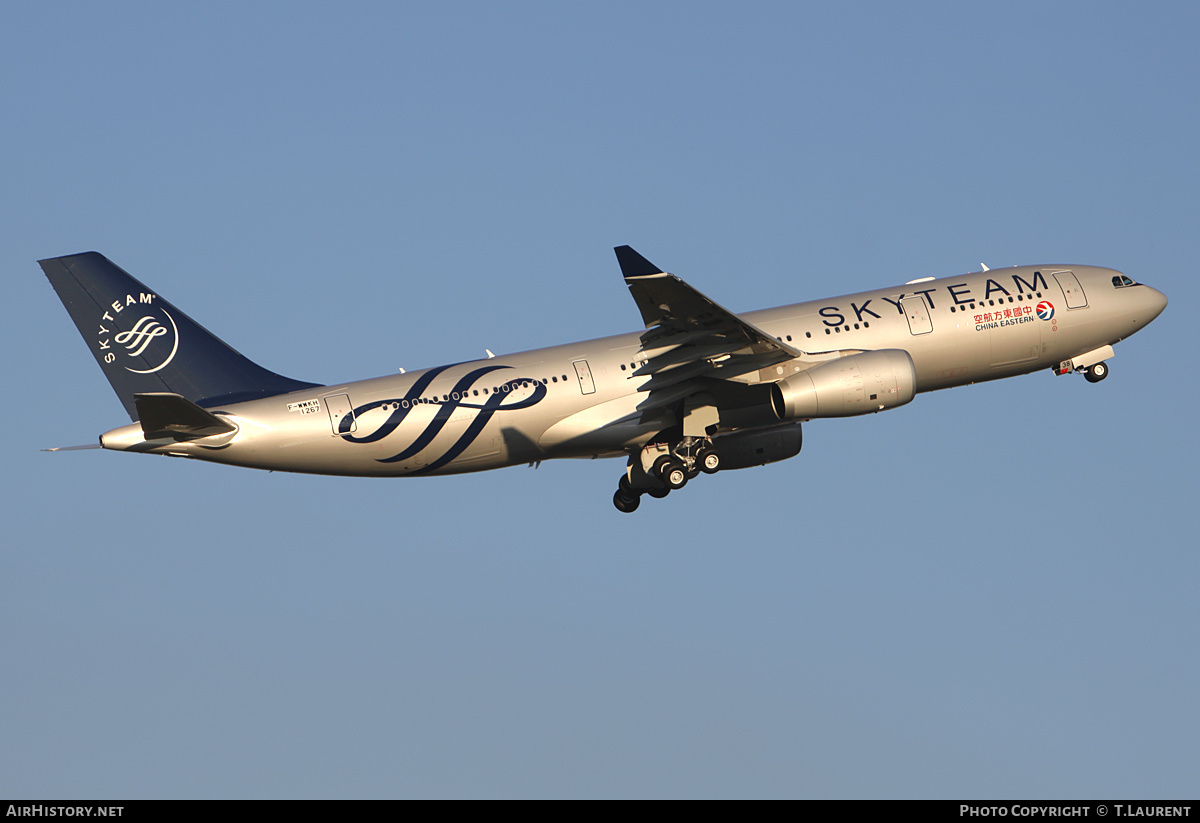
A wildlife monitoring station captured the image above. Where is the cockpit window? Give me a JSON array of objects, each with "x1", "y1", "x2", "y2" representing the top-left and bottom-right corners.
[{"x1": 1112, "y1": 275, "x2": 1137, "y2": 288}]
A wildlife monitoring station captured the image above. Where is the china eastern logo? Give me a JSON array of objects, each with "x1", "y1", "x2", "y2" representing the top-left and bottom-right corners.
[
  {"x1": 1036, "y1": 301, "x2": 1055, "y2": 321},
  {"x1": 96, "y1": 292, "x2": 179, "y2": 374}
]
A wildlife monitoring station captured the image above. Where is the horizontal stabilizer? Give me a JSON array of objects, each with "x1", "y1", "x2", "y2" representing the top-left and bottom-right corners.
[{"x1": 134, "y1": 392, "x2": 239, "y2": 439}]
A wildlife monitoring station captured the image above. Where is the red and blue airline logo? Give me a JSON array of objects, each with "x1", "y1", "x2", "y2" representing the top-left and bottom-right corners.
[{"x1": 1036, "y1": 301, "x2": 1055, "y2": 321}]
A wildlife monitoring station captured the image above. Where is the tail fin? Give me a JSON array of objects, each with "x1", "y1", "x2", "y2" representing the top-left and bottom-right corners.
[{"x1": 40, "y1": 252, "x2": 321, "y2": 419}]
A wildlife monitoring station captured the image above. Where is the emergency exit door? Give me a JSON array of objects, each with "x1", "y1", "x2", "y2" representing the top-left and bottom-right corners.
[
  {"x1": 323, "y1": 394, "x2": 357, "y2": 435},
  {"x1": 572, "y1": 359, "x2": 596, "y2": 395},
  {"x1": 1054, "y1": 271, "x2": 1088, "y2": 309},
  {"x1": 901, "y1": 296, "x2": 933, "y2": 335}
]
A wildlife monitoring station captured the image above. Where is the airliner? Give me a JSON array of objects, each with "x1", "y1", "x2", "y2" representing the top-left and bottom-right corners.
[{"x1": 40, "y1": 246, "x2": 1167, "y2": 512}]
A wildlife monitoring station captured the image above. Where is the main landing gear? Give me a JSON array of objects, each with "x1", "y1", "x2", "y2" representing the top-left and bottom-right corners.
[{"x1": 612, "y1": 437, "x2": 722, "y2": 513}]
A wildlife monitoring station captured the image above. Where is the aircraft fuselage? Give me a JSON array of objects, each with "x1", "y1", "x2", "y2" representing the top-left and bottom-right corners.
[{"x1": 92, "y1": 263, "x2": 1167, "y2": 479}]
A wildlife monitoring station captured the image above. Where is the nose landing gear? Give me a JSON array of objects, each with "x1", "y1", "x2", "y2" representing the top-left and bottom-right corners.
[
  {"x1": 1083, "y1": 362, "x2": 1109, "y2": 383},
  {"x1": 1058, "y1": 346, "x2": 1114, "y2": 384}
]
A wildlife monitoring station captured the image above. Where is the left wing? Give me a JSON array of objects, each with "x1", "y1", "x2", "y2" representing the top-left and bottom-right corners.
[{"x1": 614, "y1": 246, "x2": 804, "y2": 409}]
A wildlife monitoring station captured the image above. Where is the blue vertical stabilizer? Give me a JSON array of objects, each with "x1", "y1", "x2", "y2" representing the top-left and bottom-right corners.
[{"x1": 40, "y1": 252, "x2": 321, "y2": 419}]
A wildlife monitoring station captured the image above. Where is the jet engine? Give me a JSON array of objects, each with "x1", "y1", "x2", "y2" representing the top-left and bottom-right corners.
[
  {"x1": 770, "y1": 349, "x2": 916, "y2": 419},
  {"x1": 713, "y1": 423, "x2": 803, "y2": 470}
]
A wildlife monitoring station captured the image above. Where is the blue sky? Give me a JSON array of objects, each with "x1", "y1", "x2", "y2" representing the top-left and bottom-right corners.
[{"x1": 3, "y1": 1, "x2": 1197, "y2": 798}]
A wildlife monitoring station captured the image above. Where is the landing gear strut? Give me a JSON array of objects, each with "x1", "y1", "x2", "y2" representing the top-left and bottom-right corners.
[{"x1": 611, "y1": 436, "x2": 721, "y2": 513}]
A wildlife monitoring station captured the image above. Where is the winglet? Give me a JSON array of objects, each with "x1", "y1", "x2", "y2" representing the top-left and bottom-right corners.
[{"x1": 614, "y1": 246, "x2": 664, "y2": 279}]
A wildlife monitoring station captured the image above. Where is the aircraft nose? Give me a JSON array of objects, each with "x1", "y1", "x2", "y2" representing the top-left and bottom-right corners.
[{"x1": 1144, "y1": 285, "x2": 1168, "y2": 322}]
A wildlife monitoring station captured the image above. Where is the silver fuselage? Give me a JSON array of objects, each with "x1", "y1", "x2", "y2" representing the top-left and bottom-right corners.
[{"x1": 97, "y1": 264, "x2": 1168, "y2": 476}]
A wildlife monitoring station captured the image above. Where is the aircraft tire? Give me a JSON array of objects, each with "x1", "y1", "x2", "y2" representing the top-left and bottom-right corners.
[
  {"x1": 613, "y1": 489, "x2": 640, "y2": 513},
  {"x1": 697, "y1": 447, "x2": 721, "y2": 474},
  {"x1": 647, "y1": 487, "x2": 670, "y2": 499},
  {"x1": 652, "y1": 455, "x2": 674, "y2": 480},
  {"x1": 662, "y1": 459, "x2": 688, "y2": 490},
  {"x1": 1084, "y1": 362, "x2": 1109, "y2": 383}
]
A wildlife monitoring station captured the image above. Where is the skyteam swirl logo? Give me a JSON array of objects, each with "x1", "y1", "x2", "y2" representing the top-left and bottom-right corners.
[
  {"x1": 338, "y1": 363, "x2": 547, "y2": 474},
  {"x1": 96, "y1": 292, "x2": 180, "y2": 374},
  {"x1": 115, "y1": 316, "x2": 169, "y2": 356},
  {"x1": 1036, "y1": 301, "x2": 1055, "y2": 321}
]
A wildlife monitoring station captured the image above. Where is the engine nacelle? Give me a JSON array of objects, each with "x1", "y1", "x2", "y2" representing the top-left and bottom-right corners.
[
  {"x1": 771, "y1": 349, "x2": 916, "y2": 419},
  {"x1": 713, "y1": 423, "x2": 803, "y2": 470}
]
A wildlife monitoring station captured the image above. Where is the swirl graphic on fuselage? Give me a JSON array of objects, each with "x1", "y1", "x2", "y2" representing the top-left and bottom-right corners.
[{"x1": 338, "y1": 363, "x2": 547, "y2": 474}]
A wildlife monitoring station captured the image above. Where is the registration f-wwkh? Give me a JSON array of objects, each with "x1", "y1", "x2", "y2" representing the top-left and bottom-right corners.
[{"x1": 41, "y1": 246, "x2": 1167, "y2": 512}]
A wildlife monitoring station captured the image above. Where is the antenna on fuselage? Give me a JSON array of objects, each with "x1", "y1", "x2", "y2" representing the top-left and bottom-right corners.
[
  {"x1": 981, "y1": 263, "x2": 990, "y2": 271},
  {"x1": 485, "y1": 349, "x2": 495, "y2": 359}
]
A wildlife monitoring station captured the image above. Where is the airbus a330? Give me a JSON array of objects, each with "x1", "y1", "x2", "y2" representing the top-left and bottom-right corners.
[{"x1": 41, "y1": 247, "x2": 1167, "y2": 512}]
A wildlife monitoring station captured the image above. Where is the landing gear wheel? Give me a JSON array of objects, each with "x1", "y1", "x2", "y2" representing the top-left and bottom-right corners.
[
  {"x1": 696, "y1": 447, "x2": 721, "y2": 474},
  {"x1": 1084, "y1": 362, "x2": 1109, "y2": 383},
  {"x1": 652, "y1": 455, "x2": 674, "y2": 481},
  {"x1": 647, "y1": 487, "x2": 670, "y2": 499},
  {"x1": 660, "y1": 459, "x2": 688, "y2": 491},
  {"x1": 613, "y1": 489, "x2": 640, "y2": 513}
]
